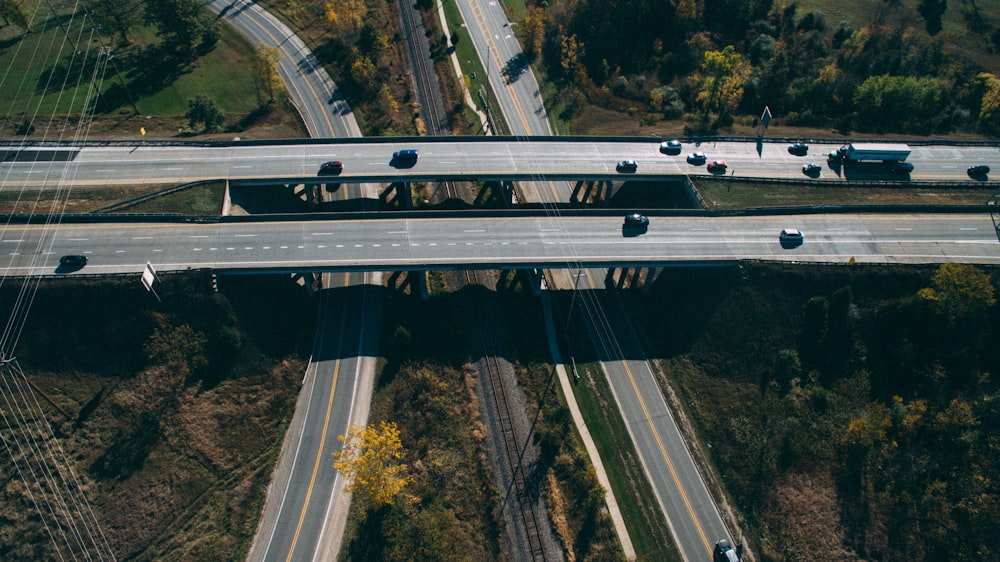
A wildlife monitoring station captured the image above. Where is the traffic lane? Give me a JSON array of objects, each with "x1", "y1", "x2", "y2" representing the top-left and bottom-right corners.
[
  {"x1": 0, "y1": 214, "x2": 997, "y2": 276},
  {"x1": 5, "y1": 141, "x2": 1000, "y2": 185},
  {"x1": 207, "y1": 0, "x2": 345, "y2": 138},
  {"x1": 252, "y1": 281, "x2": 368, "y2": 561}
]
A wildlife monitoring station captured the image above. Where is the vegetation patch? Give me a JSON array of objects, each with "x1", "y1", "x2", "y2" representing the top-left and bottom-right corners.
[
  {"x1": 624, "y1": 262, "x2": 999, "y2": 560},
  {"x1": 694, "y1": 178, "x2": 996, "y2": 208},
  {"x1": 0, "y1": 273, "x2": 316, "y2": 560}
]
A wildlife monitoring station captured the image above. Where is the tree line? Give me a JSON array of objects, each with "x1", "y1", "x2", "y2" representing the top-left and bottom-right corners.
[{"x1": 519, "y1": 0, "x2": 1000, "y2": 134}]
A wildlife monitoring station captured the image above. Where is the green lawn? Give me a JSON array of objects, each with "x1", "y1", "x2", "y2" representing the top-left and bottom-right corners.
[
  {"x1": 695, "y1": 178, "x2": 995, "y2": 209},
  {"x1": 0, "y1": 0, "x2": 261, "y2": 119}
]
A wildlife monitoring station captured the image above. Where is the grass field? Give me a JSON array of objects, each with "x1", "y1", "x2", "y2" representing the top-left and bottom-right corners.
[
  {"x1": 0, "y1": 1, "x2": 263, "y2": 127},
  {"x1": 795, "y1": 0, "x2": 1000, "y2": 70},
  {"x1": 694, "y1": 178, "x2": 996, "y2": 208}
]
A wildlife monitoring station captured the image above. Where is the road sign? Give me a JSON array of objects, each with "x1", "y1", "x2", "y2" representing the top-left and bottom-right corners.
[
  {"x1": 141, "y1": 262, "x2": 161, "y2": 301},
  {"x1": 761, "y1": 106, "x2": 772, "y2": 129}
]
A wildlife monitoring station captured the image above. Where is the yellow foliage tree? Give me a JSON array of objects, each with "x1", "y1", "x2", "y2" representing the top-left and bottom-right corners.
[
  {"x1": 325, "y1": 0, "x2": 366, "y2": 34},
  {"x1": 695, "y1": 46, "x2": 750, "y2": 117},
  {"x1": 333, "y1": 421, "x2": 410, "y2": 508},
  {"x1": 250, "y1": 44, "x2": 284, "y2": 105},
  {"x1": 917, "y1": 263, "x2": 996, "y2": 322}
]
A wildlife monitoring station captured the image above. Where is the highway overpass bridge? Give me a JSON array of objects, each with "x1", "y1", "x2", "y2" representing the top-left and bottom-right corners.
[{"x1": 1, "y1": 211, "x2": 998, "y2": 281}]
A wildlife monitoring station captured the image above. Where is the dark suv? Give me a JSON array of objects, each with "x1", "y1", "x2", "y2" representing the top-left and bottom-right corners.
[{"x1": 713, "y1": 539, "x2": 740, "y2": 562}]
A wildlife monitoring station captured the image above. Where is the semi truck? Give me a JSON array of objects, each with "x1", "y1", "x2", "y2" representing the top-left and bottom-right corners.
[{"x1": 828, "y1": 142, "x2": 911, "y2": 163}]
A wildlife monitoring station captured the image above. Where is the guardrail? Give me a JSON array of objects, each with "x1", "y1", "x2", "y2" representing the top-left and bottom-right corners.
[
  {"x1": 2, "y1": 135, "x2": 1000, "y2": 149},
  {"x1": 4, "y1": 203, "x2": 996, "y2": 226}
]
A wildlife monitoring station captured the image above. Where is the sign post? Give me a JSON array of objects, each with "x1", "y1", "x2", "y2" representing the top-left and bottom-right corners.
[{"x1": 141, "y1": 262, "x2": 161, "y2": 302}]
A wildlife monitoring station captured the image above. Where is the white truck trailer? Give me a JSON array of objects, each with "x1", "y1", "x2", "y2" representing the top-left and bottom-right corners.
[{"x1": 828, "y1": 142, "x2": 912, "y2": 163}]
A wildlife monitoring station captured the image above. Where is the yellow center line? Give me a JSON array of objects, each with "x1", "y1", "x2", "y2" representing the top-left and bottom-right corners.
[
  {"x1": 619, "y1": 359, "x2": 712, "y2": 555},
  {"x1": 469, "y1": 0, "x2": 535, "y2": 135},
  {"x1": 240, "y1": 8, "x2": 336, "y2": 136},
  {"x1": 285, "y1": 288, "x2": 349, "y2": 560}
]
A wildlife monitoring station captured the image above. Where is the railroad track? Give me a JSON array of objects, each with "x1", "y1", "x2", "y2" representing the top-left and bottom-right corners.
[
  {"x1": 463, "y1": 270, "x2": 550, "y2": 561},
  {"x1": 397, "y1": 0, "x2": 465, "y2": 202}
]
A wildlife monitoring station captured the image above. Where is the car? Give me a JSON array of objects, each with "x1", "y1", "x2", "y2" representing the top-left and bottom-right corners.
[
  {"x1": 59, "y1": 255, "x2": 88, "y2": 267},
  {"x1": 887, "y1": 161, "x2": 914, "y2": 174},
  {"x1": 707, "y1": 160, "x2": 728, "y2": 172},
  {"x1": 686, "y1": 152, "x2": 707, "y2": 165},
  {"x1": 318, "y1": 160, "x2": 343, "y2": 175},
  {"x1": 802, "y1": 163, "x2": 822, "y2": 176},
  {"x1": 616, "y1": 159, "x2": 638, "y2": 173},
  {"x1": 788, "y1": 142, "x2": 809, "y2": 156},
  {"x1": 623, "y1": 213, "x2": 649, "y2": 229},
  {"x1": 713, "y1": 539, "x2": 740, "y2": 562},
  {"x1": 779, "y1": 228, "x2": 804, "y2": 245},
  {"x1": 968, "y1": 164, "x2": 990, "y2": 177},
  {"x1": 392, "y1": 149, "x2": 419, "y2": 161},
  {"x1": 659, "y1": 139, "x2": 682, "y2": 154}
]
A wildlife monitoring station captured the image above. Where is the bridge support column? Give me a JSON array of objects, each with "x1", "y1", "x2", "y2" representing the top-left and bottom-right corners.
[
  {"x1": 570, "y1": 180, "x2": 585, "y2": 204},
  {"x1": 387, "y1": 270, "x2": 428, "y2": 299},
  {"x1": 600, "y1": 180, "x2": 615, "y2": 205},
  {"x1": 642, "y1": 267, "x2": 659, "y2": 294},
  {"x1": 380, "y1": 181, "x2": 413, "y2": 209},
  {"x1": 527, "y1": 269, "x2": 545, "y2": 297},
  {"x1": 502, "y1": 180, "x2": 516, "y2": 206},
  {"x1": 291, "y1": 272, "x2": 320, "y2": 296},
  {"x1": 288, "y1": 183, "x2": 313, "y2": 205}
]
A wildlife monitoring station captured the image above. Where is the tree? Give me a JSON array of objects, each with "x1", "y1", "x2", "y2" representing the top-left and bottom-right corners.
[
  {"x1": 918, "y1": 0, "x2": 948, "y2": 35},
  {"x1": 325, "y1": 0, "x2": 366, "y2": 36},
  {"x1": 144, "y1": 0, "x2": 218, "y2": 56},
  {"x1": 853, "y1": 74, "x2": 943, "y2": 132},
  {"x1": 250, "y1": 44, "x2": 284, "y2": 106},
  {"x1": 918, "y1": 263, "x2": 996, "y2": 322},
  {"x1": 88, "y1": 0, "x2": 140, "y2": 46},
  {"x1": 185, "y1": 95, "x2": 224, "y2": 132},
  {"x1": 695, "y1": 46, "x2": 750, "y2": 119},
  {"x1": 976, "y1": 72, "x2": 1000, "y2": 131},
  {"x1": 0, "y1": 0, "x2": 29, "y2": 30},
  {"x1": 333, "y1": 421, "x2": 410, "y2": 508}
]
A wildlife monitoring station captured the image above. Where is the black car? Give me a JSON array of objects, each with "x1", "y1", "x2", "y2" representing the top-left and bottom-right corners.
[
  {"x1": 318, "y1": 160, "x2": 343, "y2": 175},
  {"x1": 59, "y1": 255, "x2": 88, "y2": 267},
  {"x1": 802, "y1": 163, "x2": 822, "y2": 176},
  {"x1": 788, "y1": 142, "x2": 809, "y2": 156},
  {"x1": 659, "y1": 139, "x2": 682, "y2": 154},
  {"x1": 968, "y1": 164, "x2": 990, "y2": 177},
  {"x1": 616, "y1": 159, "x2": 638, "y2": 173},
  {"x1": 713, "y1": 539, "x2": 740, "y2": 562},
  {"x1": 623, "y1": 213, "x2": 649, "y2": 235}
]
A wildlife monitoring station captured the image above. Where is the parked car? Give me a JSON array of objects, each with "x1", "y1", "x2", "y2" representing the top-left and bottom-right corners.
[
  {"x1": 659, "y1": 139, "x2": 682, "y2": 154},
  {"x1": 616, "y1": 159, "x2": 638, "y2": 173},
  {"x1": 707, "y1": 160, "x2": 728, "y2": 172},
  {"x1": 623, "y1": 213, "x2": 649, "y2": 229},
  {"x1": 713, "y1": 539, "x2": 740, "y2": 562},
  {"x1": 887, "y1": 161, "x2": 914, "y2": 174},
  {"x1": 788, "y1": 142, "x2": 809, "y2": 156},
  {"x1": 59, "y1": 255, "x2": 88, "y2": 267},
  {"x1": 318, "y1": 160, "x2": 343, "y2": 175},
  {"x1": 686, "y1": 152, "x2": 707, "y2": 165},
  {"x1": 968, "y1": 164, "x2": 990, "y2": 177},
  {"x1": 802, "y1": 163, "x2": 822, "y2": 176},
  {"x1": 779, "y1": 228, "x2": 804, "y2": 245}
]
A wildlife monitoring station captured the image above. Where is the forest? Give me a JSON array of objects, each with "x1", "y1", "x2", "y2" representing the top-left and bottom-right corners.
[
  {"x1": 518, "y1": 0, "x2": 1000, "y2": 134},
  {"x1": 633, "y1": 262, "x2": 999, "y2": 560}
]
